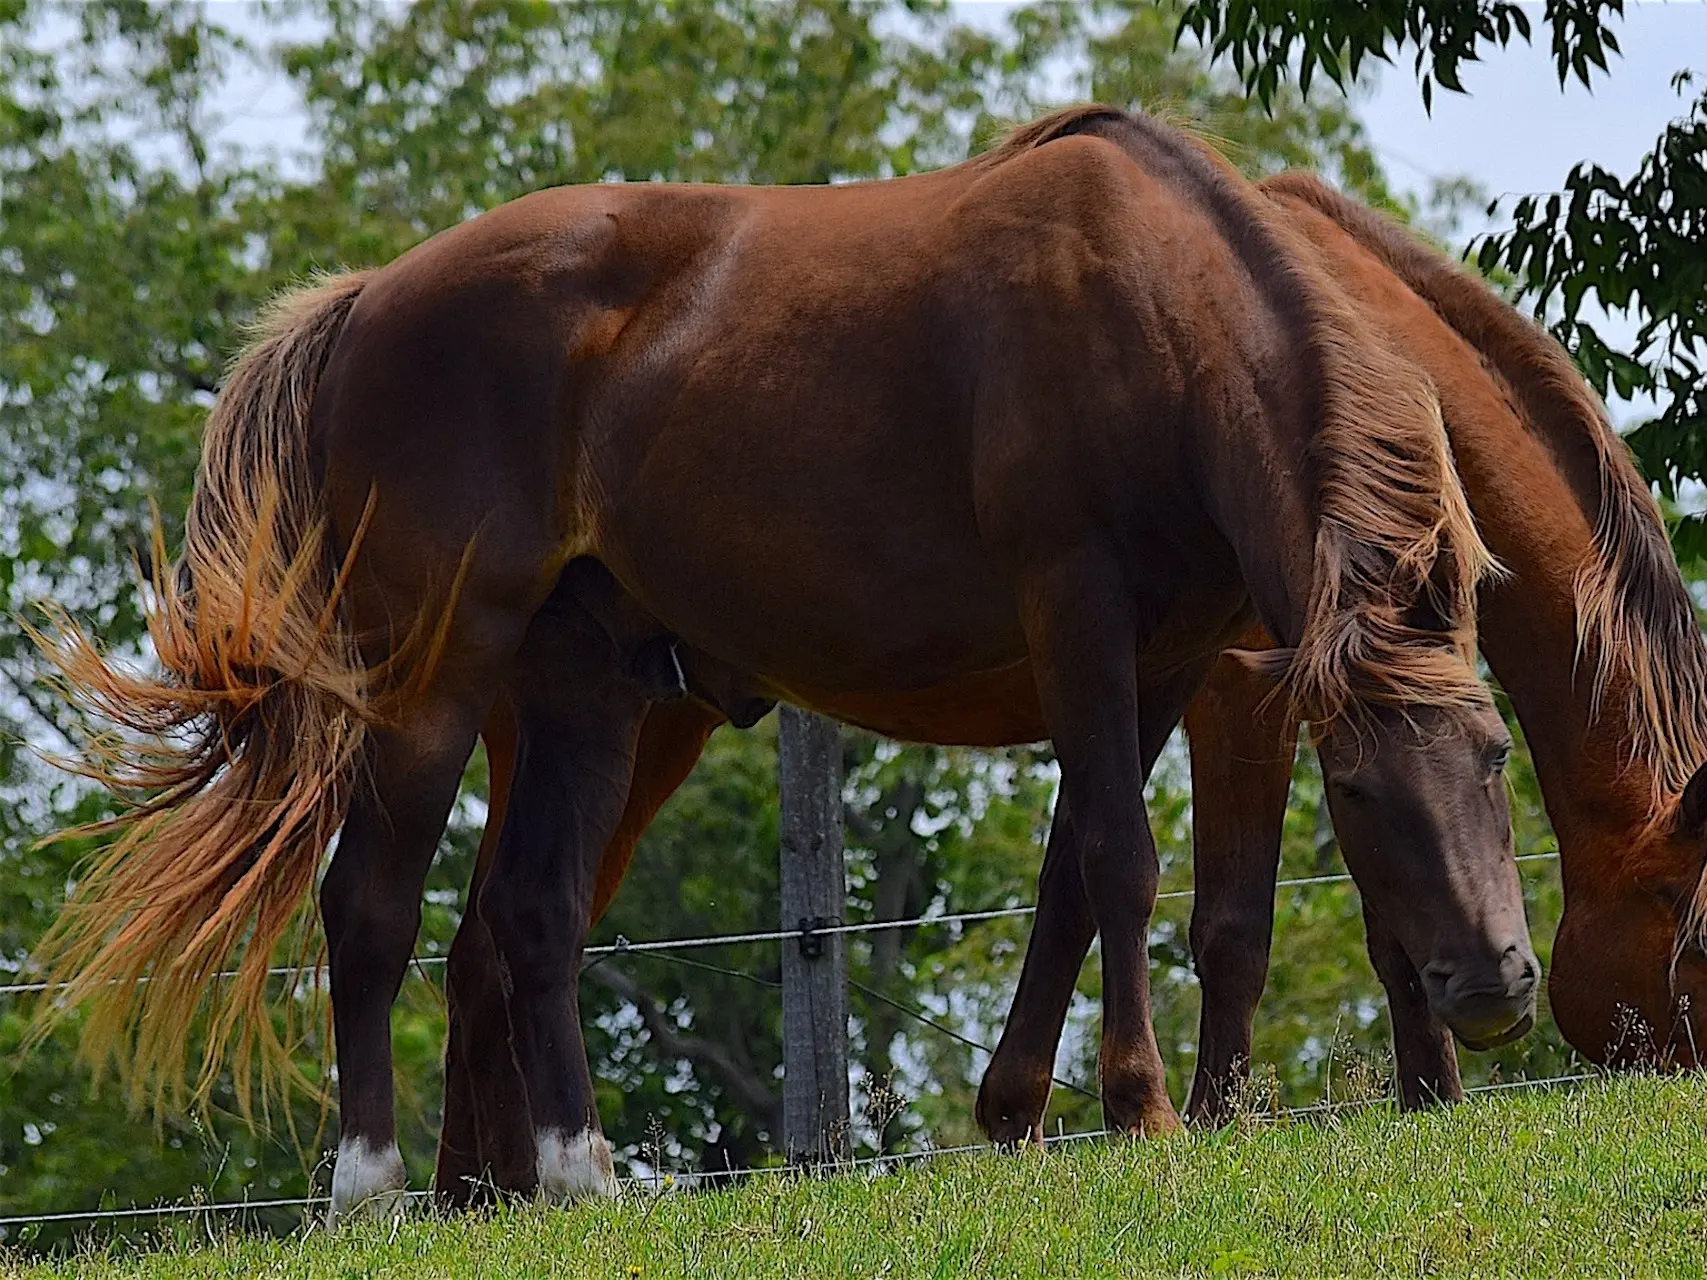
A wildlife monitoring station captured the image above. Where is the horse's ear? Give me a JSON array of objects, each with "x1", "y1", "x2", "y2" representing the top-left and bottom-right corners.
[
  {"x1": 1680, "y1": 761, "x2": 1707, "y2": 835},
  {"x1": 1223, "y1": 646, "x2": 1294, "y2": 687}
]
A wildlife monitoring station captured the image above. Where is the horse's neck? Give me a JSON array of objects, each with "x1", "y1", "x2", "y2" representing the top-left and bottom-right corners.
[
  {"x1": 1262, "y1": 174, "x2": 1691, "y2": 849},
  {"x1": 1457, "y1": 419, "x2": 1659, "y2": 845},
  {"x1": 1202, "y1": 422, "x2": 1320, "y2": 650}
]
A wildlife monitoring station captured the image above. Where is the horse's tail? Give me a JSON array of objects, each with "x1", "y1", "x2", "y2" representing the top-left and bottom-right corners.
[{"x1": 28, "y1": 269, "x2": 376, "y2": 1117}]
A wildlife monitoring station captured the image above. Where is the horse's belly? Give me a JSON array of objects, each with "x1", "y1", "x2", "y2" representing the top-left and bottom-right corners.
[
  {"x1": 601, "y1": 505, "x2": 1029, "y2": 696},
  {"x1": 776, "y1": 662, "x2": 1046, "y2": 747}
]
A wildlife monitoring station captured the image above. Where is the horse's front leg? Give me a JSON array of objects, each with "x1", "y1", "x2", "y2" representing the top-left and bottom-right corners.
[
  {"x1": 1015, "y1": 558, "x2": 1181, "y2": 1136},
  {"x1": 1361, "y1": 898, "x2": 1464, "y2": 1109},
  {"x1": 1182, "y1": 648, "x2": 1298, "y2": 1127},
  {"x1": 977, "y1": 796, "x2": 1095, "y2": 1145},
  {"x1": 979, "y1": 639, "x2": 1218, "y2": 1143},
  {"x1": 477, "y1": 644, "x2": 646, "y2": 1203}
]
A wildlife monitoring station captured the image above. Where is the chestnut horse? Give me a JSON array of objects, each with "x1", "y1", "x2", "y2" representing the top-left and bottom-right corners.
[
  {"x1": 1179, "y1": 174, "x2": 1707, "y2": 1121},
  {"x1": 31, "y1": 106, "x2": 1531, "y2": 1222},
  {"x1": 447, "y1": 163, "x2": 1707, "y2": 1175}
]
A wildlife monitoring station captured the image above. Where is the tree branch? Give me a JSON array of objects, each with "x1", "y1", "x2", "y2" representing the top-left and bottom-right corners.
[{"x1": 586, "y1": 963, "x2": 780, "y2": 1130}]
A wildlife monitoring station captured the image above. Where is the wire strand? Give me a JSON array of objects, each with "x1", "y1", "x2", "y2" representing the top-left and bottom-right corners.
[
  {"x1": 0, "y1": 850, "x2": 1571, "y2": 1229},
  {"x1": 0, "y1": 852, "x2": 1561, "y2": 997},
  {"x1": 846, "y1": 973, "x2": 1100, "y2": 1101},
  {"x1": 0, "y1": 1070, "x2": 1603, "y2": 1230}
]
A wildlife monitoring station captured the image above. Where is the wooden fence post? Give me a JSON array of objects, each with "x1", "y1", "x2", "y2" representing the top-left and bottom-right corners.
[{"x1": 777, "y1": 704, "x2": 850, "y2": 1164}]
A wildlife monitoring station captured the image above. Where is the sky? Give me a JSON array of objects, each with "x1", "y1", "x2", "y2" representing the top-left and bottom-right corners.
[
  {"x1": 952, "y1": 0, "x2": 1705, "y2": 418},
  {"x1": 217, "y1": 1, "x2": 1707, "y2": 210},
  {"x1": 942, "y1": 2, "x2": 1706, "y2": 221},
  {"x1": 1352, "y1": 0, "x2": 1704, "y2": 419},
  {"x1": 1354, "y1": 1, "x2": 1705, "y2": 227}
]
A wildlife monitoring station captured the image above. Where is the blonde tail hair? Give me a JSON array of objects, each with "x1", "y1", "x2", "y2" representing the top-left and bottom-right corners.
[{"x1": 27, "y1": 269, "x2": 375, "y2": 1116}]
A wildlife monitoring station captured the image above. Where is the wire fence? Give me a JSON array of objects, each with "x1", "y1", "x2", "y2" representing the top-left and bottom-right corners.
[
  {"x1": 0, "y1": 849, "x2": 1570, "y2": 1235},
  {"x1": 0, "y1": 852, "x2": 1562, "y2": 999},
  {"x1": 0, "y1": 1070, "x2": 1604, "y2": 1233}
]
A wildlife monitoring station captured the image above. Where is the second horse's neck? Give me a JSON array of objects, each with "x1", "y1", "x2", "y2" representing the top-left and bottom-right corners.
[{"x1": 1457, "y1": 399, "x2": 1675, "y2": 872}]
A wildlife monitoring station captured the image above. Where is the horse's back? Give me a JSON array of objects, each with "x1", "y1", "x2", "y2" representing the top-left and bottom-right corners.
[{"x1": 306, "y1": 127, "x2": 1316, "y2": 688}]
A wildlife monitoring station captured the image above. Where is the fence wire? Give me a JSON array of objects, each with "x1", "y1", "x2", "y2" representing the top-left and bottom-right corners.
[
  {"x1": 0, "y1": 1070, "x2": 1604, "y2": 1232},
  {"x1": 0, "y1": 849, "x2": 1569, "y2": 1233},
  {"x1": 0, "y1": 852, "x2": 1561, "y2": 998}
]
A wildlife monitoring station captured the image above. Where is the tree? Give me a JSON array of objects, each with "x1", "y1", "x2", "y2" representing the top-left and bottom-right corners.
[
  {"x1": 1177, "y1": 0, "x2": 1706, "y2": 555},
  {"x1": 1477, "y1": 77, "x2": 1707, "y2": 559},
  {"x1": 1178, "y1": 1, "x2": 1630, "y2": 110}
]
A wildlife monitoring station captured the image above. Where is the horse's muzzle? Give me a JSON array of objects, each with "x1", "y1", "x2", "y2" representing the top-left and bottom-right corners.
[{"x1": 1426, "y1": 945, "x2": 1539, "y2": 1050}]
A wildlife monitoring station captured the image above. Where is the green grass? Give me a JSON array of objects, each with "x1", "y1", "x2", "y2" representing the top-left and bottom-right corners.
[{"x1": 11, "y1": 1076, "x2": 1707, "y2": 1278}]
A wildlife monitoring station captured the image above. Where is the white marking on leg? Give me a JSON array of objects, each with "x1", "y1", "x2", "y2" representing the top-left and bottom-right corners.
[
  {"x1": 328, "y1": 1137, "x2": 407, "y2": 1227},
  {"x1": 535, "y1": 1128, "x2": 619, "y2": 1203}
]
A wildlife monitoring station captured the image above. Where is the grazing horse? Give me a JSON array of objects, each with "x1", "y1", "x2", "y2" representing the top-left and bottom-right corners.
[
  {"x1": 473, "y1": 164, "x2": 1707, "y2": 1164},
  {"x1": 30, "y1": 106, "x2": 1531, "y2": 1223},
  {"x1": 1178, "y1": 174, "x2": 1707, "y2": 1121}
]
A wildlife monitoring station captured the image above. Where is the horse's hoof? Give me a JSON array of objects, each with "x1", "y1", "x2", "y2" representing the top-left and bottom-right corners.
[
  {"x1": 983, "y1": 1113, "x2": 1046, "y2": 1150},
  {"x1": 536, "y1": 1129, "x2": 620, "y2": 1203},
  {"x1": 975, "y1": 1068, "x2": 1050, "y2": 1148},
  {"x1": 328, "y1": 1138, "x2": 407, "y2": 1227},
  {"x1": 1102, "y1": 1082, "x2": 1185, "y2": 1138},
  {"x1": 1106, "y1": 1110, "x2": 1186, "y2": 1138},
  {"x1": 433, "y1": 1171, "x2": 505, "y2": 1215},
  {"x1": 1183, "y1": 1100, "x2": 1236, "y2": 1131}
]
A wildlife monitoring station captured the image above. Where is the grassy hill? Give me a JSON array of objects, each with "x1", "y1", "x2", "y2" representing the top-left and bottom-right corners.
[{"x1": 10, "y1": 1076, "x2": 1707, "y2": 1278}]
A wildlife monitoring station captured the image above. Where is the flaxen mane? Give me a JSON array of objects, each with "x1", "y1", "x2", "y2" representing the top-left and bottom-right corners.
[
  {"x1": 1263, "y1": 170, "x2": 1707, "y2": 806},
  {"x1": 996, "y1": 107, "x2": 1495, "y2": 730}
]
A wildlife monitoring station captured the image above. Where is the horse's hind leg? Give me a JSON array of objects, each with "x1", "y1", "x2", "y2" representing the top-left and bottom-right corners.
[
  {"x1": 439, "y1": 866, "x2": 536, "y2": 1206},
  {"x1": 436, "y1": 696, "x2": 724, "y2": 1207},
  {"x1": 322, "y1": 689, "x2": 493, "y2": 1223},
  {"x1": 477, "y1": 620, "x2": 647, "y2": 1202},
  {"x1": 436, "y1": 1005, "x2": 490, "y2": 1209},
  {"x1": 317, "y1": 494, "x2": 551, "y2": 1223},
  {"x1": 436, "y1": 699, "x2": 537, "y2": 1210},
  {"x1": 588, "y1": 698, "x2": 726, "y2": 920}
]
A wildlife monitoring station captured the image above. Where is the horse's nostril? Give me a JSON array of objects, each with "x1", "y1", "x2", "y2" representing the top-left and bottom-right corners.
[{"x1": 1500, "y1": 944, "x2": 1540, "y2": 994}]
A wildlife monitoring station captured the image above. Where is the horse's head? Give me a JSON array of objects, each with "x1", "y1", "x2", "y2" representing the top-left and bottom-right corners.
[
  {"x1": 1315, "y1": 699, "x2": 1539, "y2": 1050},
  {"x1": 1547, "y1": 764, "x2": 1707, "y2": 1068}
]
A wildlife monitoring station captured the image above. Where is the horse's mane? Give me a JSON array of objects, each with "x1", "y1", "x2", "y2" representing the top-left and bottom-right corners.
[
  {"x1": 989, "y1": 106, "x2": 1495, "y2": 729},
  {"x1": 1262, "y1": 170, "x2": 1707, "y2": 819},
  {"x1": 973, "y1": 105, "x2": 1133, "y2": 165}
]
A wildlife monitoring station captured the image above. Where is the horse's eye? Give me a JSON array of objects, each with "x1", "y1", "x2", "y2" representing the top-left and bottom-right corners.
[
  {"x1": 1329, "y1": 776, "x2": 1370, "y2": 804},
  {"x1": 1485, "y1": 743, "x2": 1512, "y2": 776}
]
